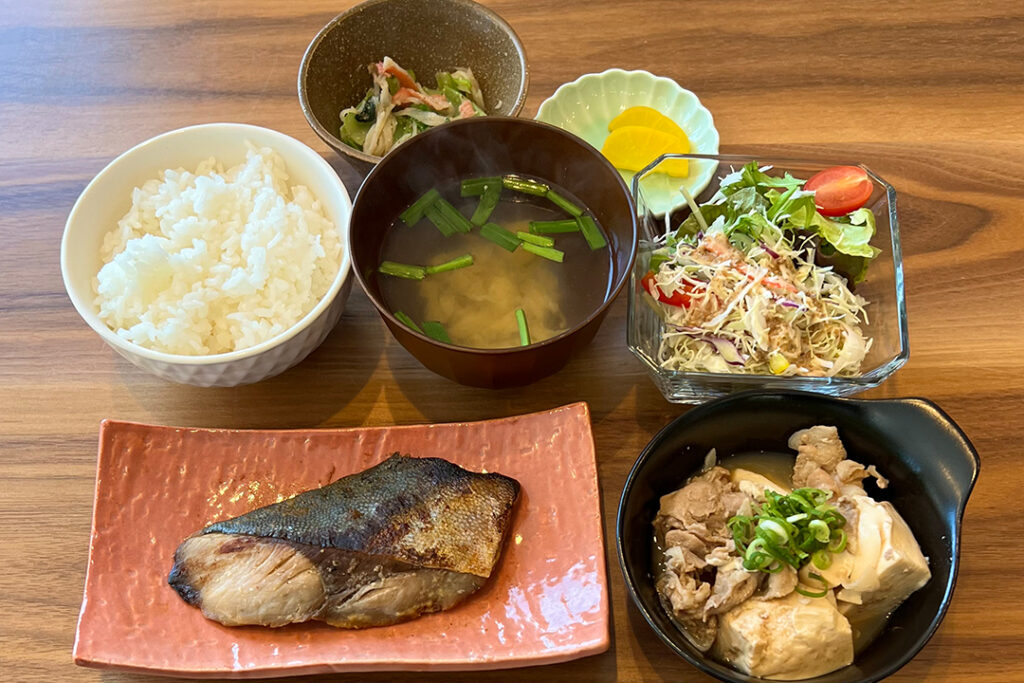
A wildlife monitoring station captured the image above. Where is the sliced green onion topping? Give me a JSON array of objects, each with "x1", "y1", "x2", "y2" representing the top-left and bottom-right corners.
[
  {"x1": 515, "y1": 308, "x2": 530, "y2": 346},
  {"x1": 378, "y1": 261, "x2": 426, "y2": 280},
  {"x1": 758, "y1": 519, "x2": 789, "y2": 544},
  {"x1": 425, "y1": 253, "x2": 474, "y2": 275},
  {"x1": 727, "y1": 487, "x2": 848, "y2": 595},
  {"x1": 829, "y1": 529, "x2": 847, "y2": 553},
  {"x1": 809, "y1": 519, "x2": 831, "y2": 543},
  {"x1": 516, "y1": 231, "x2": 555, "y2": 248},
  {"x1": 794, "y1": 572, "x2": 830, "y2": 599},
  {"x1": 811, "y1": 549, "x2": 833, "y2": 570}
]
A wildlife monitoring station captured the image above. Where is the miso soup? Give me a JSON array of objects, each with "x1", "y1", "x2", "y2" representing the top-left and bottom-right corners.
[{"x1": 377, "y1": 176, "x2": 613, "y2": 349}]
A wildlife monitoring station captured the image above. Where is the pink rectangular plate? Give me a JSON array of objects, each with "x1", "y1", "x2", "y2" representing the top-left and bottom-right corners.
[{"x1": 74, "y1": 403, "x2": 609, "y2": 677}]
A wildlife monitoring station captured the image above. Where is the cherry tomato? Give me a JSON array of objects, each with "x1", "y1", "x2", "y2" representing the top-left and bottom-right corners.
[
  {"x1": 642, "y1": 271, "x2": 695, "y2": 307},
  {"x1": 803, "y1": 166, "x2": 873, "y2": 217}
]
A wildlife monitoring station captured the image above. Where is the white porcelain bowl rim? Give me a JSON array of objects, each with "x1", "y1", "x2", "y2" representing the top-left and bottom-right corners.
[
  {"x1": 536, "y1": 67, "x2": 719, "y2": 141},
  {"x1": 60, "y1": 122, "x2": 353, "y2": 366}
]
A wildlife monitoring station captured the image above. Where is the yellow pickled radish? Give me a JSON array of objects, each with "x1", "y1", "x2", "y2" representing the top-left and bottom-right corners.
[
  {"x1": 601, "y1": 125, "x2": 690, "y2": 177},
  {"x1": 608, "y1": 106, "x2": 688, "y2": 141}
]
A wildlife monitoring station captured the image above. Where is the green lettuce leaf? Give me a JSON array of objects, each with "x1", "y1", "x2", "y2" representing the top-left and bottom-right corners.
[
  {"x1": 817, "y1": 208, "x2": 879, "y2": 258},
  {"x1": 768, "y1": 187, "x2": 816, "y2": 223},
  {"x1": 728, "y1": 186, "x2": 769, "y2": 216},
  {"x1": 818, "y1": 243, "x2": 870, "y2": 284},
  {"x1": 723, "y1": 162, "x2": 804, "y2": 197},
  {"x1": 785, "y1": 205, "x2": 880, "y2": 258},
  {"x1": 675, "y1": 203, "x2": 730, "y2": 239}
]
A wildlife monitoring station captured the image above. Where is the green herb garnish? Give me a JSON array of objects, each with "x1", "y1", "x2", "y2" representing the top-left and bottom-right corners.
[
  {"x1": 424, "y1": 202, "x2": 457, "y2": 237},
  {"x1": 425, "y1": 253, "x2": 474, "y2": 275},
  {"x1": 470, "y1": 184, "x2": 501, "y2": 226},
  {"x1": 727, "y1": 488, "x2": 847, "y2": 593},
  {"x1": 378, "y1": 261, "x2": 427, "y2": 280},
  {"x1": 521, "y1": 242, "x2": 565, "y2": 263},
  {"x1": 400, "y1": 188, "x2": 441, "y2": 226},
  {"x1": 515, "y1": 308, "x2": 530, "y2": 346},
  {"x1": 461, "y1": 176, "x2": 501, "y2": 197},
  {"x1": 479, "y1": 222, "x2": 521, "y2": 252},
  {"x1": 433, "y1": 198, "x2": 472, "y2": 233},
  {"x1": 516, "y1": 231, "x2": 554, "y2": 248},
  {"x1": 502, "y1": 175, "x2": 549, "y2": 196},
  {"x1": 576, "y1": 215, "x2": 607, "y2": 250},
  {"x1": 545, "y1": 188, "x2": 583, "y2": 217},
  {"x1": 421, "y1": 320, "x2": 452, "y2": 344},
  {"x1": 393, "y1": 311, "x2": 422, "y2": 333},
  {"x1": 529, "y1": 219, "x2": 579, "y2": 234}
]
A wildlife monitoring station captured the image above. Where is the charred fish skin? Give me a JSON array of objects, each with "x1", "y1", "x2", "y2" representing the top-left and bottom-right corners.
[{"x1": 168, "y1": 455, "x2": 520, "y2": 629}]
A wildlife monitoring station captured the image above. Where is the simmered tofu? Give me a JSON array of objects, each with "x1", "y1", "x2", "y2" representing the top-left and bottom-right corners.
[
  {"x1": 730, "y1": 468, "x2": 789, "y2": 502},
  {"x1": 712, "y1": 591, "x2": 854, "y2": 680},
  {"x1": 814, "y1": 496, "x2": 931, "y2": 617},
  {"x1": 655, "y1": 426, "x2": 931, "y2": 681}
]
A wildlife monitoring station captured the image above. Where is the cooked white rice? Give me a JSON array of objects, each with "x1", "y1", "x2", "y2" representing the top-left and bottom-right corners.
[{"x1": 93, "y1": 144, "x2": 342, "y2": 356}]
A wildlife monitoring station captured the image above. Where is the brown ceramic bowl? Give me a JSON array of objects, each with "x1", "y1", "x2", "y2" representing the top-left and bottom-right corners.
[
  {"x1": 298, "y1": 0, "x2": 528, "y2": 166},
  {"x1": 350, "y1": 117, "x2": 638, "y2": 388}
]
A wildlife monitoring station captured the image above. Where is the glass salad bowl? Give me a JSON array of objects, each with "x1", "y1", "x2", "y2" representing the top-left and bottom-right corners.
[{"x1": 627, "y1": 153, "x2": 909, "y2": 404}]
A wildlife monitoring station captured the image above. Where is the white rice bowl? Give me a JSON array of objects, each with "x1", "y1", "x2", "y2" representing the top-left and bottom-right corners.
[{"x1": 93, "y1": 144, "x2": 342, "y2": 356}]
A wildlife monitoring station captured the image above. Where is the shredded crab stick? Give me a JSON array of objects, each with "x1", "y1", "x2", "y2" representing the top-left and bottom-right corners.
[
  {"x1": 377, "y1": 57, "x2": 417, "y2": 89},
  {"x1": 339, "y1": 57, "x2": 487, "y2": 156},
  {"x1": 391, "y1": 88, "x2": 450, "y2": 111}
]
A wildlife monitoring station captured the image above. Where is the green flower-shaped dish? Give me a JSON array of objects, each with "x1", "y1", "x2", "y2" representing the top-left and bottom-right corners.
[{"x1": 536, "y1": 69, "x2": 719, "y2": 216}]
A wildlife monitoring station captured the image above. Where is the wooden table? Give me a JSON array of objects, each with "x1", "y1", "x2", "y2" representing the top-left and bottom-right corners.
[{"x1": 3, "y1": 0, "x2": 1022, "y2": 680}]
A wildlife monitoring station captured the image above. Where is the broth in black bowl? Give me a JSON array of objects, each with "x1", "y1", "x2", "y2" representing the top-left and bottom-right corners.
[
  {"x1": 347, "y1": 116, "x2": 637, "y2": 388},
  {"x1": 377, "y1": 176, "x2": 613, "y2": 349}
]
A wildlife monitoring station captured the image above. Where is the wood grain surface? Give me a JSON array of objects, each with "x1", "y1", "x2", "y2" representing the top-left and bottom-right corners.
[{"x1": 2, "y1": 0, "x2": 1023, "y2": 681}]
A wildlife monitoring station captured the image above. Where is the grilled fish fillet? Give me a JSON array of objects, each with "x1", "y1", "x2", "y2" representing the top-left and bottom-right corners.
[{"x1": 168, "y1": 454, "x2": 520, "y2": 628}]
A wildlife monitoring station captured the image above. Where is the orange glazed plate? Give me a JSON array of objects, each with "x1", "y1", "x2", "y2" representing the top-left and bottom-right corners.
[{"x1": 74, "y1": 403, "x2": 608, "y2": 677}]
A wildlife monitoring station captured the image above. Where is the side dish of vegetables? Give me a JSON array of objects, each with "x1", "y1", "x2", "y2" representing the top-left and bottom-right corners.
[
  {"x1": 339, "y1": 57, "x2": 486, "y2": 156},
  {"x1": 642, "y1": 162, "x2": 879, "y2": 377}
]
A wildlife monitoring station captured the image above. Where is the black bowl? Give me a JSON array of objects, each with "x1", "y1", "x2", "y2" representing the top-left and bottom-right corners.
[
  {"x1": 349, "y1": 116, "x2": 637, "y2": 388},
  {"x1": 298, "y1": 0, "x2": 528, "y2": 166},
  {"x1": 617, "y1": 390, "x2": 979, "y2": 683}
]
